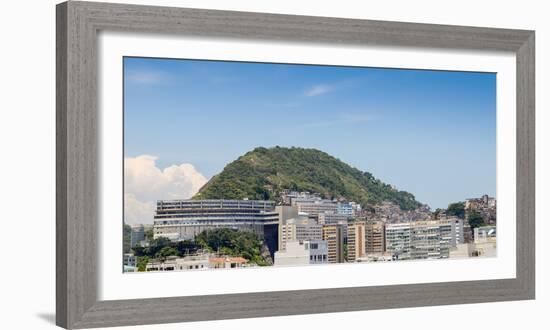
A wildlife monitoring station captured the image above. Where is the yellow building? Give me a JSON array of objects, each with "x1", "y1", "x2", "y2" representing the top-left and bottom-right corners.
[
  {"x1": 322, "y1": 224, "x2": 344, "y2": 263},
  {"x1": 365, "y1": 221, "x2": 385, "y2": 254},
  {"x1": 348, "y1": 221, "x2": 366, "y2": 262}
]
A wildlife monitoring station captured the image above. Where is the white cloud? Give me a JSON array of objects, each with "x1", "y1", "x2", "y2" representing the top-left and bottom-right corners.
[
  {"x1": 304, "y1": 84, "x2": 334, "y2": 97},
  {"x1": 124, "y1": 155, "x2": 208, "y2": 224},
  {"x1": 124, "y1": 193, "x2": 155, "y2": 225}
]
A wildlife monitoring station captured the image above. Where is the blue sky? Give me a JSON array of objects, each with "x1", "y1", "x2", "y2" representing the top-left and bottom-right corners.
[{"x1": 124, "y1": 57, "x2": 496, "y2": 209}]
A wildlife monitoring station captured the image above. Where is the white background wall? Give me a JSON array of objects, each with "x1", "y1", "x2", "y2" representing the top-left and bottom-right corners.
[{"x1": 0, "y1": 0, "x2": 547, "y2": 329}]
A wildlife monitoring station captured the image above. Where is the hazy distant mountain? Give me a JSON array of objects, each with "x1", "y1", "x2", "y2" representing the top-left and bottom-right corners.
[{"x1": 193, "y1": 146, "x2": 421, "y2": 210}]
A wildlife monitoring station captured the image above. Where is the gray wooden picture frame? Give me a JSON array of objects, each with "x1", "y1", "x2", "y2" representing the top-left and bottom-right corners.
[{"x1": 56, "y1": 1, "x2": 535, "y2": 329}]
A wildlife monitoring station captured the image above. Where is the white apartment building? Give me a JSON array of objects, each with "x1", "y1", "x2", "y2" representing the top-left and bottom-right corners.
[
  {"x1": 385, "y1": 222, "x2": 412, "y2": 259},
  {"x1": 385, "y1": 220, "x2": 454, "y2": 260},
  {"x1": 449, "y1": 216, "x2": 465, "y2": 246},
  {"x1": 274, "y1": 240, "x2": 329, "y2": 266},
  {"x1": 410, "y1": 220, "x2": 452, "y2": 259}
]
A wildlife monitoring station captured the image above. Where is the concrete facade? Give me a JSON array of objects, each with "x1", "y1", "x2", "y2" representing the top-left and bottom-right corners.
[{"x1": 280, "y1": 216, "x2": 323, "y2": 250}]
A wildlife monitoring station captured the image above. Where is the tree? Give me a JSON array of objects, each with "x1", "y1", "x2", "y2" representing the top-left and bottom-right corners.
[
  {"x1": 447, "y1": 202, "x2": 466, "y2": 218},
  {"x1": 175, "y1": 240, "x2": 200, "y2": 256},
  {"x1": 136, "y1": 256, "x2": 149, "y2": 272},
  {"x1": 123, "y1": 224, "x2": 132, "y2": 253},
  {"x1": 132, "y1": 245, "x2": 146, "y2": 257},
  {"x1": 144, "y1": 228, "x2": 154, "y2": 241},
  {"x1": 343, "y1": 243, "x2": 348, "y2": 262},
  {"x1": 155, "y1": 246, "x2": 179, "y2": 261},
  {"x1": 195, "y1": 228, "x2": 270, "y2": 266},
  {"x1": 467, "y1": 210, "x2": 485, "y2": 229},
  {"x1": 147, "y1": 237, "x2": 172, "y2": 256}
]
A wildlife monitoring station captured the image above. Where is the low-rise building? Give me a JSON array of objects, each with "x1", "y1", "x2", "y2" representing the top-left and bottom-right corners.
[
  {"x1": 123, "y1": 253, "x2": 137, "y2": 272},
  {"x1": 145, "y1": 253, "x2": 252, "y2": 272},
  {"x1": 274, "y1": 240, "x2": 328, "y2": 266},
  {"x1": 209, "y1": 257, "x2": 249, "y2": 269},
  {"x1": 356, "y1": 253, "x2": 393, "y2": 262},
  {"x1": 474, "y1": 226, "x2": 496, "y2": 243},
  {"x1": 123, "y1": 253, "x2": 136, "y2": 267},
  {"x1": 450, "y1": 226, "x2": 496, "y2": 259},
  {"x1": 146, "y1": 254, "x2": 210, "y2": 272},
  {"x1": 449, "y1": 243, "x2": 475, "y2": 259}
]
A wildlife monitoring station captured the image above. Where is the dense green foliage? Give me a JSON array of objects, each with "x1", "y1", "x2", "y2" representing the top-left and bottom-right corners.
[
  {"x1": 123, "y1": 224, "x2": 132, "y2": 254},
  {"x1": 343, "y1": 243, "x2": 348, "y2": 262},
  {"x1": 132, "y1": 237, "x2": 201, "y2": 259},
  {"x1": 447, "y1": 202, "x2": 466, "y2": 218},
  {"x1": 136, "y1": 256, "x2": 149, "y2": 272},
  {"x1": 195, "y1": 228, "x2": 270, "y2": 266},
  {"x1": 194, "y1": 146, "x2": 421, "y2": 210},
  {"x1": 467, "y1": 210, "x2": 485, "y2": 229},
  {"x1": 130, "y1": 230, "x2": 269, "y2": 266}
]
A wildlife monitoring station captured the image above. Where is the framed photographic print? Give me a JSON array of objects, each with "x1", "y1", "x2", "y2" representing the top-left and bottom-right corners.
[{"x1": 56, "y1": 1, "x2": 535, "y2": 328}]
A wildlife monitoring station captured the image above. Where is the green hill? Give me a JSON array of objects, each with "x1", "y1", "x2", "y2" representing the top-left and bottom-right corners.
[{"x1": 193, "y1": 146, "x2": 421, "y2": 210}]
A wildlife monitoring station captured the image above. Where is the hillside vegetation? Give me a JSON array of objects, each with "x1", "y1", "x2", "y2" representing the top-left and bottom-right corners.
[{"x1": 194, "y1": 146, "x2": 420, "y2": 210}]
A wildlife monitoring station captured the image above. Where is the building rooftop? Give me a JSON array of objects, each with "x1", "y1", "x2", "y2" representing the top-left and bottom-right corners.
[{"x1": 209, "y1": 257, "x2": 248, "y2": 264}]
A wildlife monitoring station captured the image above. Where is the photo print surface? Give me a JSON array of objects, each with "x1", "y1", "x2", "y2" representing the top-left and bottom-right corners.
[{"x1": 122, "y1": 57, "x2": 497, "y2": 273}]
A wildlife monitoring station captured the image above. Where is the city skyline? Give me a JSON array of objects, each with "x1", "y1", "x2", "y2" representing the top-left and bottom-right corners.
[
  {"x1": 124, "y1": 56, "x2": 496, "y2": 224},
  {"x1": 125, "y1": 193, "x2": 497, "y2": 272}
]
